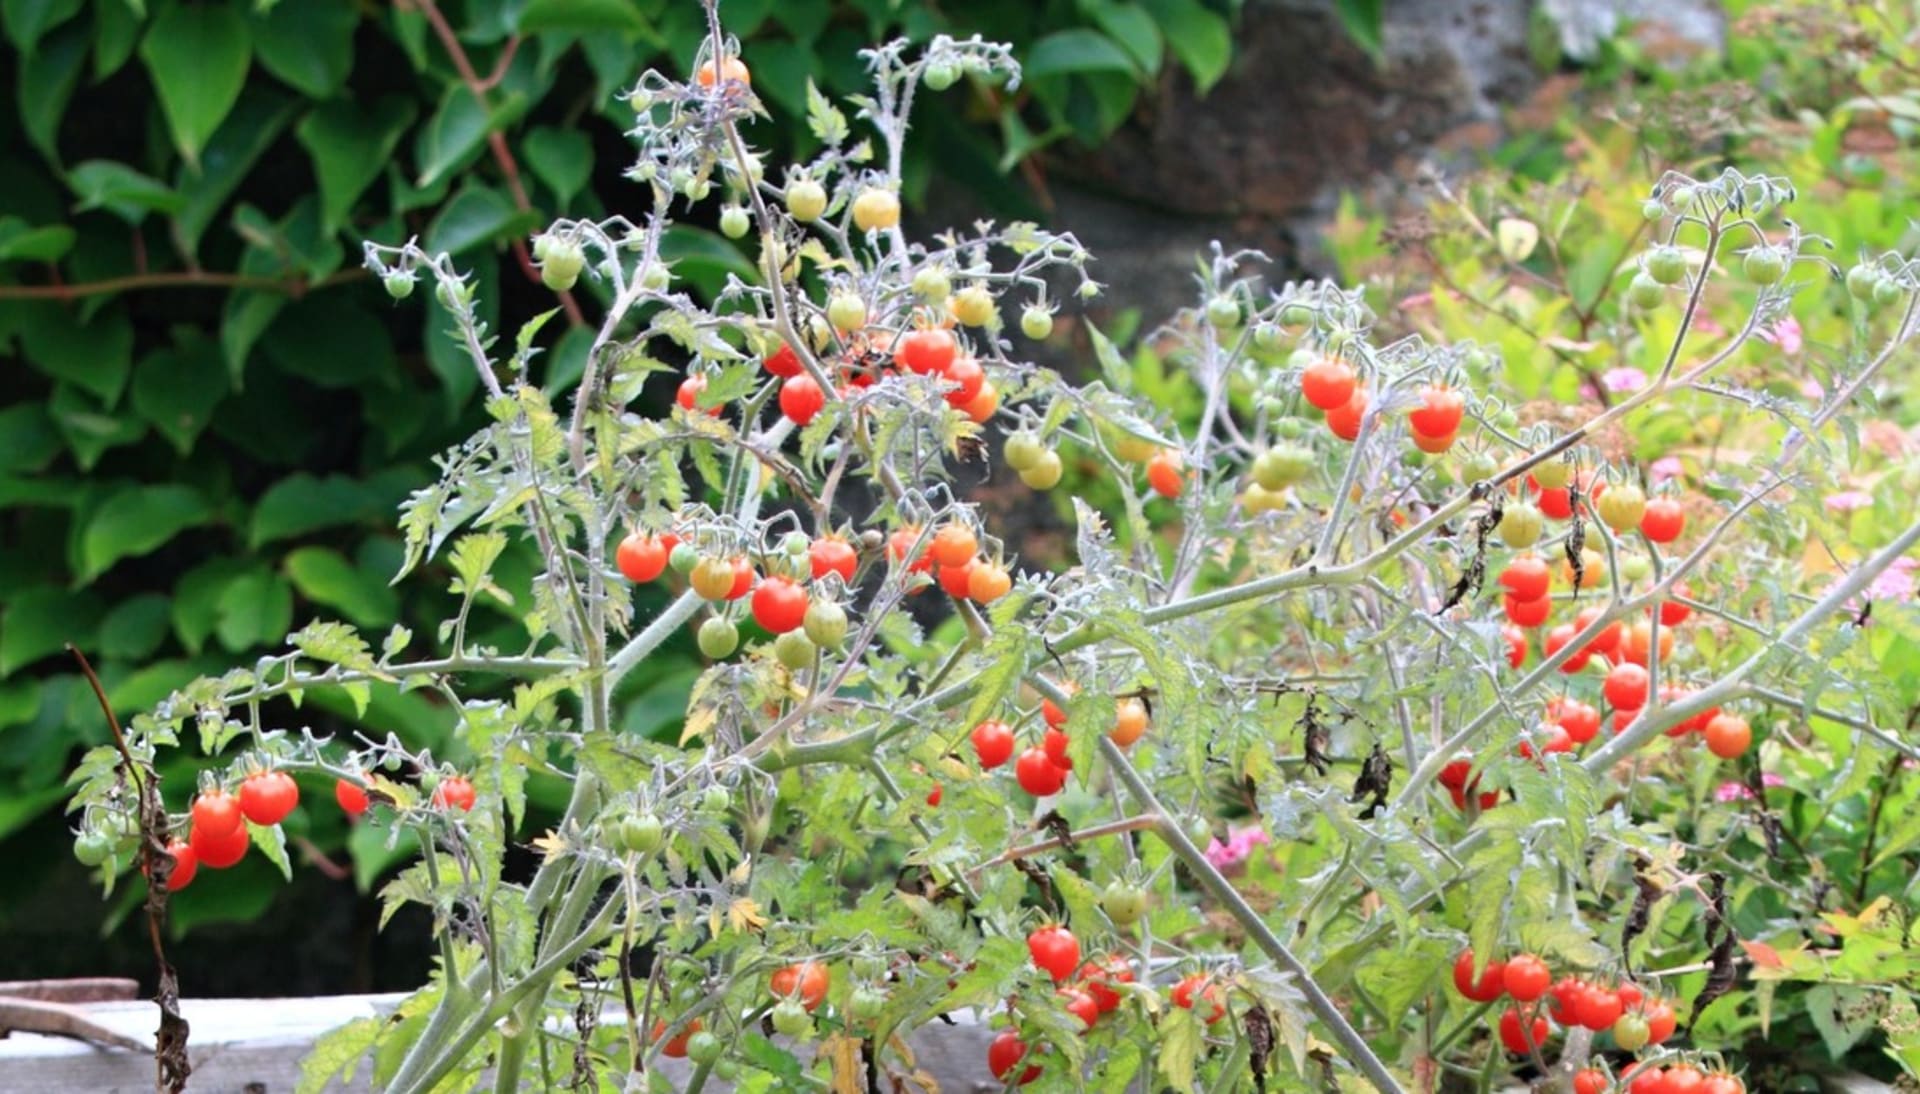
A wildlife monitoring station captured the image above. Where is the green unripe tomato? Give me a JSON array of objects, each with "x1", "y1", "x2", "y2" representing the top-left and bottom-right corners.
[
  {"x1": 384, "y1": 272, "x2": 416, "y2": 300},
  {"x1": 685, "y1": 1031, "x2": 723, "y2": 1066},
  {"x1": 851, "y1": 188, "x2": 901, "y2": 232},
  {"x1": 1491, "y1": 409, "x2": 1519, "y2": 431},
  {"x1": 1285, "y1": 346, "x2": 1318, "y2": 372},
  {"x1": 1278, "y1": 301, "x2": 1314, "y2": 327},
  {"x1": 1400, "y1": 449, "x2": 1427, "y2": 469},
  {"x1": 701, "y1": 785, "x2": 730, "y2": 814},
  {"x1": 541, "y1": 241, "x2": 585, "y2": 292},
  {"x1": 1253, "y1": 444, "x2": 1314, "y2": 490},
  {"x1": 911, "y1": 265, "x2": 952, "y2": 303},
  {"x1": 531, "y1": 235, "x2": 553, "y2": 261},
  {"x1": 1003, "y1": 430, "x2": 1045, "y2": 471},
  {"x1": 1252, "y1": 322, "x2": 1284, "y2": 351},
  {"x1": 1874, "y1": 276, "x2": 1906, "y2": 308},
  {"x1": 1641, "y1": 198, "x2": 1666, "y2": 221},
  {"x1": 1531, "y1": 460, "x2": 1573, "y2": 490},
  {"x1": 802, "y1": 600, "x2": 848, "y2": 649},
  {"x1": 1273, "y1": 417, "x2": 1309, "y2": 440},
  {"x1": 1020, "y1": 306, "x2": 1054, "y2": 340},
  {"x1": 698, "y1": 617, "x2": 740, "y2": 659},
  {"x1": 669, "y1": 542, "x2": 700, "y2": 574},
  {"x1": 1184, "y1": 815, "x2": 1212, "y2": 847},
  {"x1": 786, "y1": 179, "x2": 828, "y2": 223},
  {"x1": 781, "y1": 531, "x2": 811, "y2": 557},
  {"x1": 613, "y1": 812, "x2": 665, "y2": 855},
  {"x1": 1743, "y1": 246, "x2": 1787, "y2": 285},
  {"x1": 73, "y1": 829, "x2": 112, "y2": 867},
  {"x1": 1206, "y1": 294, "x2": 1240, "y2": 329},
  {"x1": 848, "y1": 985, "x2": 887, "y2": 1024},
  {"x1": 923, "y1": 60, "x2": 960, "y2": 91},
  {"x1": 1101, "y1": 881, "x2": 1148, "y2": 927},
  {"x1": 773, "y1": 631, "x2": 815, "y2": 670},
  {"x1": 682, "y1": 176, "x2": 711, "y2": 202},
  {"x1": 851, "y1": 953, "x2": 889, "y2": 981},
  {"x1": 1846, "y1": 263, "x2": 1881, "y2": 302},
  {"x1": 1018, "y1": 449, "x2": 1063, "y2": 490},
  {"x1": 435, "y1": 279, "x2": 464, "y2": 311},
  {"x1": 1619, "y1": 553, "x2": 1651, "y2": 583},
  {"x1": 1612, "y1": 1013, "x2": 1650, "y2": 1052},
  {"x1": 771, "y1": 999, "x2": 812, "y2": 1038},
  {"x1": 951, "y1": 284, "x2": 995, "y2": 328},
  {"x1": 720, "y1": 205, "x2": 751, "y2": 239},
  {"x1": 1645, "y1": 246, "x2": 1687, "y2": 286},
  {"x1": 713, "y1": 1059, "x2": 740, "y2": 1081},
  {"x1": 826, "y1": 292, "x2": 867, "y2": 332},
  {"x1": 639, "y1": 263, "x2": 672, "y2": 292},
  {"x1": 1596, "y1": 482, "x2": 1647, "y2": 532},
  {"x1": 1461, "y1": 452, "x2": 1498, "y2": 483},
  {"x1": 1498, "y1": 503, "x2": 1545, "y2": 549},
  {"x1": 1668, "y1": 184, "x2": 1695, "y2": 209}
]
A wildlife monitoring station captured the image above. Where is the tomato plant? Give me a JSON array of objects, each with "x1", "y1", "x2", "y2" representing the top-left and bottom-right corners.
[{"x1": 58, "y1": 4, "x2": 1920, "y2": 1093}]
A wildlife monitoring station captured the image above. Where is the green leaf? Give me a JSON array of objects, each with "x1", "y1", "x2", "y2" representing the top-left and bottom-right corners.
[
  {"x1": 251, "y1": 0, "x2": 355, "y2": 97},
  {"x1": 175, "y1": 90, "x2": 300, "y2": 258},
  {"x1": 171, "y1": 557, "x2": 248, "y2": 654},
  {"x1": 0, "y1": 586, "x2": 101, "y2": 675},
  {"x1": 414, "y1": 85, "x2": 494, "y2": 189},
  {"x1": 80, "y1": 484, "x2": 214, "y2": 581},
  {"x1": 297, "y1": 1014, "x2": 382, "y2": 1094},
  {"x1": 0, "y1": 403, "x2": 62, "y2": 473},
  {"x1": 18, "y1": 18, "x2": 87, "y2": 163},
  {"x1": 98, "y1": 593, "x2": 173, "y2": 661},
  {"x1": 47, "y1": 383, "x2": 146, "y2": 470},
  {"x1": 139, "y1": 1, "x2": 252, "y2": 168},
  {"x1": 523, "y1": 126, "x2": 592, "y2": 206},
  {"x1": 22, "y1": 300, "x2": 134, "y2": 404},
  {"x1": 130, "y1": 337, "x2": 229, "y2": 455},
  {"x1": 1141, "y1": 0, "x2": 1232, "y2": 91},
  {"x1": 65, "y1": 160, "x2": 184, "y2": 220},
  {"x1": 1088, "y1": 1, "x2": 1163, "y2": 78},
  {"x1": 262, "y1": 295, "x2": 396, "y2": 390},
  {"x1": 1, "y1": 0, "x2": 82, "y2": 53},
  {"x1": 804, "y1": 78, "x2": 848, "y2": 146},
  {"x1": 214, "y1": 568, "x2": 293, "y2": 652},
  {"x1": 0, "y1": 217, "x2": 76, "y2": 263},
  {"x1": 219, "y1": 289, "x2": 286, "y2": 388},
  {"x1": 424, "y1": 181, "x2": 535, "y2": 257},
  {"x1": 518, "y1": 0, "x2": 646, "y2": 34},
  {"x1": 249, "y1": 473, "x2": 385, "y2": 547},
  {"x1": 1333, "y1": 0, "x2": 1384, "y2": 61},
  {"x1": 91, "y1": 0, "x2": 140, "y2": 80},
  {"x1": 284, "y1": 546, "x2": 399, "y2": 628},
  {"x1": 1024, "y1": 28, "x2": 1140, "y2": 81},
  {"x1": 296, "y1": 98, "x2": 419, "y2": 233}
]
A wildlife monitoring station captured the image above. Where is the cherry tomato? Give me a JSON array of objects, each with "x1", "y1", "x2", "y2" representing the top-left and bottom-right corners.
[
  {"x1": 1504, "y1": 592, "x2": 1551, "y2": 628},
  {"x1": 1545, "y1": 623, "x2": 1592, "y2": 673},
  {"x1": 1604, "y1": 662, "x2": 1651, "y2": 710},
  {"x1": 769, "y1": 961, "x2": 830, "y2": 1011},
  {"x1": 1498, "y1": 1008, "x2": 1550, "y2": 1056},
  {"x1": 433, "y1": 775, "x2": 477, "y2": 812},
  {"x1": 1549, "y1": 977, "x2": 1590, "y2": 1025},
  {"x1": 943, "y1": 355, "x2": 986, "y2": 407},
  {"x1": 1110, "y1": 698, "x2": 1149, "y2": 746},
  {"x1": 1502, "y1": 954, "x2": 1551, "y2": 1002},
  {"x1": 651, "y1": 1017, "x2": 702, "y2": 1058},
  {"x1": 1665, "y1": 1065, "x2": 1705, "y2": 1094},
  {"x1": 190, "y1": 819, "x2": 250, "y2": 869},
  {"x1": 1640, "y1": 497, "x2": 1686, "y2": 542},
  {"x1": 1597, "y1": 482, "x2": 1648, "y2": 532},
  {"x1": 779, "y1": 374, "x2": 826, "y2": 425},
  {"x1": 1537, "y1": 485, "x2": 1573, "y2": 520},
  {"x1": 925, "y1": 782, "x2": 942, "y2": 807},
  {"x1": 1644, "y1": 1000, "x2": 1676, "y2": 1044},
  {"x1": 1078, "y1": 954, "x2": 1134, "y2": 1013},
  {"x1": 191, "y1": 788, "x2": 243, "y2": 840},
  {"x1": 239, "y1": 770, "x2": 299, "y2": 826},
  {"x1": 1502, "y1": 623, "x2": 1527, "y2": 668},
  {"x1": 967, "y1": 562, "x2": 1012, "y2": 603},
  {"x1": 1452, "y1": 950, "x2": 1507, "y2": 1002},
  {"x1": 1553, "y1": 698, "x2": 1602, "y2": 744},
  {"x1": 936, "y1": 562, "x2": 974, "y2": 598},
  {"x1": 1301, "y1": 356, "x2": 1358, "y2": 411},
  {"x1": 1026, "y1": 925, "x2": 1080, "y2": 982},
  {"x1": 1326, "y1": 389, "x2": 1368, "y2": 442},
  {"x1": 1616, "y1": 619, "x2": 1674, "y2": 667},
  {"x1": 895, "y1": 327, "x2": 958, "y2": 375},
  {"x1": 677, "y1": 375, "x2": 720, "y2": 416},
  {"x1": 750, "y1": 576, "x2": 809, "y2": 634},
  {"x1": 1574, "y1": 1068, "x2": 1611, "y2": 1094},
  {"x1": 335, "y1": 778, "x2": 370, "y2": 818},
  {"x1": 971, "y1": 720, "x2": 1015, "y2": 768},
  {"x1": 695, "y1": 56, "x2": 750, "y2": 88},
  {"x1": 809, "y1": 536, "x2": 858, "y2": 583},
  {"x1": 1499, "y1": 556, "x2": 1552, "y2": 602},
  {"x1": 1146, "y1": 449, "x2": 1185, "y2": 498},
  {"x1": 1041, "y1": 727, "x2": 1072, "y2": 770},
  {"x1": 1627, "y1": 1066, "x2": 1668, "y2": 1094},
  {"x1": 987, "y1": 1029, "x2": 1040, "y2": 1085},
  {"x1": 1703, "y1": 713, "x2": 1751, "y2": 759},
  {"x1": 1409, "y1": 383, "x2": 1466, "y2": 437},
  {"x1": 1170, "y1": 973, "x2": 1227, "y2": 1023},
  {"x1": 1700, "y1": 1075, "x2": 1745, "y2": 1094},
  {"x1": 930, "y1": 523, "x2": 978, "y2": 569},
  {"x1": 1658, "y1": 584, "x2": 1693, "y2": 626},
  {"x1": 617, "y1": 532, "x2": 669, "y2": 583},
  {"x1": 1576, "y1": 986, "x2": 1624, "y2": 1031},
  {"x1": 1412, "y1": 428, "x2": 1457, "y2": 454},
  {"x1": 961, "y1": 380, "x2": 1000, "y2": 424},
  {"x1": 726, "y1": 557, "x2": 754, "y2": 600},
  {"x1": 1059, "y1": 988, "x2": 1099, "y2": 1030},
  {"x1": 1576, "y1": 605, "x2": 1622, "y2": 656},
  {"x1": 886, "y1": 527, "x2": 932, "y2": 574},
  {"x1": 691, "y1": 556, "x2": 739, "y2": 600},
  {"x1": 1015, "y1": 748, "x2": 1067, "y2": 796},
  {"x1": 159, "y1": 839, "x2": 196, "y2": 891},
  {"x1": 764, "y1": 342, "x2": 802, "y2": 378}
]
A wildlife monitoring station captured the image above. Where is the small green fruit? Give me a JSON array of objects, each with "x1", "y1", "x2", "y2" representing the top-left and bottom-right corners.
[
  {"x1": 802, "y1": 600, "x2": 847, "y2": 650},
  {"x1": 911, "y1": 265, "x2": 951, "y2": 303},
  {"x1": 720, "y1": 205, "x2": 751, "y2": 239},
  {"x1": 787, "y1": 179, "x2": 828, "y2": 223},
  {"x1": 923, "y1": 60, "x2": 960, "y2": 91},
  {"x1": 1018, "y1": 449, "x2": 1063, "y2": 490},
  {"x1": 384, "y1": 272, "x2": 416, "y2": 300},
  {"x1": 613, "y1": 813, "x2": 664, "y2": 855},
  {"x1": 773, "y1": 631, "x2": 815, "y2": 670},
  {"x1": 698, "y1": 617, "x2": 740, "y2": 659},
  {"x1": 1645, "y1": 246, "x2": 1687, "y2": 286},
  {"x1": 1021, "y1": 305, "x2": 1054, "y2": 340}
]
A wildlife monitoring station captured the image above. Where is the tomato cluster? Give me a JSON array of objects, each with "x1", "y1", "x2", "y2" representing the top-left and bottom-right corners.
[
  {"x1": 160, "y1": 770, "x2": 299, "y2": 890},
  {"x1": 1453, "y1": 948, "x2": 1706, "y2": 1079},
  {"x1": 968, "y1": 693, "x2": 1152, "y2": 799}
]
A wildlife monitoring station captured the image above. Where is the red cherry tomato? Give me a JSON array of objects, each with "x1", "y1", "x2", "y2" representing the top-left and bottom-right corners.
[
  {"x1": 779, "y1": 373, "x2": 827, "y2": 426},
  {"x1": 809, "y1": 536, "x2": 857, "y2": 583},
  {"x1": 769, "y1": 961, "x2": 830, "y2": 1011},
  {"x1": 750, "y1": 576, "x2": 809, "y2": 634},
  {"x1": 1408, "y1": 383, "x2": 1466, "y2": 437},
  {"x1": 159, "y1": 839, "x2": 196, "y2": 891},
  {"x1": 191, "y1": 788, "x2": 243, "y2": 840},
  {"x1": 433, "y1": 775, "x2": 477, "y2": 812},
  {"x1": 239, "y1": 770, "x2": 299, "y2": 826},
  {"x1": 895, "y1": 327, "x2": 959, "y2": 375},
  {"x1": 1498, "y1": 1007, "x2": 1550, "y2": 1056},
  {"x1": 1015, "y1": 747, "x2": 1067, "y2": 796},
  {"x1": 677, "y1": 374, "x2": 721, "y2": 416},
  {"x1": 942, "y1": 355, "x2": 985, "y2": 407},
  {"x1": 1452, "y1": 950, "x2": 1507, "y2": 1002},
  {"x1": 986, "y1": 1029, "x2": 1040, "y2": 1085},
  {"x1": 935, "y1": 562, "x2": 974, "y2": 598},
  {"x1": 617, "y1": 532, "x2": 669, "y2": 583},
  {"x1": 764, "y1": 342, "x2": 802, "y2": 378},
  {"x1": 1499, "y1": 556, "x2": 1553, "y2": 601},
  {"x1": 1170, "y1": 973, "x2": 1227, "y2": 1023},
  {"x1": 1300, "y1": 356, "x2": 1357, "y2": 411},
  {"x1": 335, "y1": 778, "x2": 370, "y2": 818},
  {"x1": 1026, "y1": 925, "x2": 1080, "y2": 982},
  {"x1": 189, "y1": 818, "x2": 250, "y2": 869},
  {"x1": 1640, "y1": 497, "x2": 1686, "y2": 543},
  {"x1": 1146, "y1": 449, "x2": 1186, "y2": 498},
  {"x1": 1504, "y1": 592, "x2": 1552, "y2": 628},
  {"x1": 1326, "y1": 389, "x2": 1368, "y2": 442},
  {"x1": 930, "y1": 523, "x2": 979, "y2": 569},
  {"x1": 971, "y1": 720, "x2": 1015, "y2": 768},
  {"x1": 1501, "y1": 954, "x2": 1552, "y2": 1002},
  {"x1": 1604, "y1": 662, "x2": 1651, "y2": 710}
]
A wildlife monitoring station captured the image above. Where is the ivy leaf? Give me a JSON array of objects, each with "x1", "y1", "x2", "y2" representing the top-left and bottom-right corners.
[
  {"x1": 523, "y1": 126, "x2": 592, "y2": 206},
  {"x1": 425, "y1": 181, "x2": 537, "y2": 257},
  {"x1": 1024, "y1": 28, "x2": 1140, "y2": 81},
  {"x1": 130, "y1": 336, "x2": 229, "y2": 455},
  {"x1": 285, "y1": 546, "x2": 400, "y2": 628},
  {"x1": 21, "y1": 299, "x2": 134, "y2": 404},
  {"x1": 80, "y1": 484, "x2": 214, "y2": 581},
  {"x1": 518, "y1": 0, "x2": 648, "y2": 33},
  {"x1": 139, "y1": 1, "x2": 252, "y2": 169},
  {"x1": 296, "y1": 97, "x2": 419, "y2": 233},
  {"x1": 251, "y1": 0, "x2": 355, "y2": 98},
  {"x1": 1141, "y1": 0, "x2": 1231, "y2": 92},
  {"x1": 0, "y1": 586, "x2": 102, "y2": 676},
  {"x1": 0, "y1": 217, "x2": 76, "y2": 263},
  {"x1": 18, "y1": 18, "x2": 86, "y2": 163},
  {"x1": 174, "y1": 90, "x2": 300, "y2": 258},
  {"x1": 213, "y1": 568, "x2": 293, "y2": 652}
]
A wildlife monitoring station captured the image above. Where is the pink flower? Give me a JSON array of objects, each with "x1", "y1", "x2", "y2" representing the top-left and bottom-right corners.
[
  {"x1": 1825, "y1": 490, "x2": 1874, "y2": 513},
  {"x1": 1694, "y1": 315, "x2": 1727, "y2": 338},
  {"x1": 1601, "y1": 367, "x2": 1648, "y2": 394},
  {"x1": 1763, "y1": 773, "x2": 1785, "y2": 788},
  {"x1": 1757, "y1": 316, "x2": 1803, "y2": 355},
  {"x1": 1800, "y1": 378, "x2": 1826, "y2": 400},
  {"x1": 1868, "y1": 557, "x2": 1918, "y2": 603},
  {"x1": 1203, "y1": 824, "x2": 1271, "y2": 868},
  {"x1": 1650, "y1": 456, "x2": 1684, "y2": 485},
  {"x1": 1714, "y1": 782, "x2": 1754, "y2": 802}
]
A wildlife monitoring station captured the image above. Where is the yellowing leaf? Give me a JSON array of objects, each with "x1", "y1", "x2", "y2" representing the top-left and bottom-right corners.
[
  {"x1": 822, "y1": 1034, "x2": 864, "y2": 1094},
  {"x1": 529, "y1": 830, "x2": 570, "y2": 864},
  {"x1": 727, "y1": 897, "x2": 767, "y2": 935}
]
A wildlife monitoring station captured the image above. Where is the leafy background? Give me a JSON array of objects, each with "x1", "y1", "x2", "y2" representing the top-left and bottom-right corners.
[{"x1": 0, "y1": 0, "x2": 1352, "y2": 994}]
